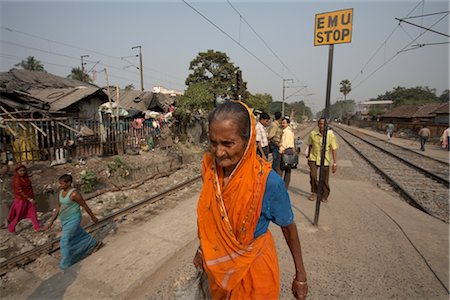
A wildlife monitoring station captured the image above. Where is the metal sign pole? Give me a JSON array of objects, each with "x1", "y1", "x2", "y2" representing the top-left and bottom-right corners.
[{"x1": 313, "y1": 44, "x2": 334, "y2": 226}]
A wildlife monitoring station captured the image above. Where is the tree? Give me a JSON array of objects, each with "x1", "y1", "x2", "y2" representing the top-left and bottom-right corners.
[
  {"x1": 185, "y1": 50, "x2": 244, "y2": 106},
  {"x1": 339, "y1": 79, "x2": 351, "y2": 100},
  {"x1": 439, "y1": 89, "x2": 449, "y2": 102},
  {"x1": 67, "y1": 67, "x2": 93, "y2": 83},
  {"x1": 289, "y1": 101, "x2": 312, "y2": 122},
  {"x1": 245, "y1": 93, "x2": 272, "y2": 112},
  {"x1": 124, "y1": 84, "x2": 135, "y2": 91},
  {"x1": 15, "y1": 56, "x2": 45, "y2": 71},
  {"x1": 176, "y1": 83, "x2": 214, "y2": 113},
  {"x1": 317, "y1": 100, "x2": 355, "y2": 120},
  {"x1": 377, "y1": 86, "x2": 438, "y2": 106}
]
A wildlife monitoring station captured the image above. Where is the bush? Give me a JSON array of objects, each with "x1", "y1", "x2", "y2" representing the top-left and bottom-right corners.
[{"x1": 80, "y1": 170, "x2": 97, "y2": 193}]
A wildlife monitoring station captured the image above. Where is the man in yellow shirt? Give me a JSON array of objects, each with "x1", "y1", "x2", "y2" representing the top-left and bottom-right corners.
[{"x1": 306, "y1": 118, "x2": 338, "y2": 202}]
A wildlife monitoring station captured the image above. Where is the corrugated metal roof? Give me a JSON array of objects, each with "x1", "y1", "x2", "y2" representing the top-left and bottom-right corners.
[
  {"x1": 0, "y1": 68, "x2": 97, "y2": 90},
  {"x1": 26, "y1": 87, "x2": 102, "y2": 111},
  {"x1": 433, "y1": 102, "x2": 449, "y2": 114},
  {"x1": 382, "y1": 105, "x2": 420, "y2": 118},
  {"x1": 412, "y1": 103, "x2": 442, "y2": 117},
  {"x1": 106, "y1": 88, "x2": 153, "y2": 112},
  {"x1": 360, "y1": 100, "x2": 393, "y2": 105},
  {"x1": 105, "y1": 87, "x2": 175, "y2": 113}
]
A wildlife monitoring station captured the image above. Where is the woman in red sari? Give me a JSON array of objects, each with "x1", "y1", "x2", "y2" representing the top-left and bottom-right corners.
[
  {"x1": 194, "y1": 101, "x2": 308, "y2": 299},
  {"x1": 7, "y1": 164, "x2": 40, "y2": 233}
]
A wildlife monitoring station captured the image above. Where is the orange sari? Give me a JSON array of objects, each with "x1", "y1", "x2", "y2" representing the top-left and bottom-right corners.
[{"x1": 197, "y1": 102, "x2": 280, "y2": 299}]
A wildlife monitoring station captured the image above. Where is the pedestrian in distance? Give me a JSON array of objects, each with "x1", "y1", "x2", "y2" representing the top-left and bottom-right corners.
[
  {"x1": 7, "y1": 164, "x2": 40, "y2": 233},
  {"x1": 280, "y1": 117, "x2": 296, "y2": 189},
  {"x1": 193, "y1": 101, "x2": 308, "y2": 299},
  {"x1": 418, "y1": 124, "x2": 431, "y2": 151},
  {"x1": 296, "y1": 136, "x2": 303, "y2": 154},
  {"x1": 306, "y1": 118, "x2": 338, "y2": 203},
  {"x1": 268, "y1": 111, "x2": 283, "y2": 175},
  {"x1": 44, "y1": 174, "x2": 103, "y2": 270},
  {"x1": 256, "y1": 112, "x2": 271, "y2": 160},
  {"x1": 440, "y1": 127, "x2": 450, "y2": 151},
  {"x1": 386, "y1": 121, "x2": 394, "y2": 142}
]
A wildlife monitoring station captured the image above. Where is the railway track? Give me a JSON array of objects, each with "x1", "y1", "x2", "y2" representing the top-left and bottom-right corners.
[
  {"x1": 333, "y1": 125, "x2": 449, "y2": 223},
  {"x1": 0, "y1": 175, "x2": 201, "y2": 276}
]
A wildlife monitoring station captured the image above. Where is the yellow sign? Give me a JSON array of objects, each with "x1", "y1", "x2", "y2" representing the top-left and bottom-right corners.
[{"x1": 314, "y1": 9, "x2": 353, "y2": 46}]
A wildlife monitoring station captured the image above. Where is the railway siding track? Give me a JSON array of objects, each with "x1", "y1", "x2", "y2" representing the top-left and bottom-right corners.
[
  {"x1": 334, "y1": 126, "x2": 449, "y2": 223},
  {"x1": 0, "y1": 175, "x2": 201, "y2": 276}
]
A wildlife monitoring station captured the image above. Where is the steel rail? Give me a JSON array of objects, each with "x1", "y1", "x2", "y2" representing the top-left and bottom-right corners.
[
  {"x1": 335, "y1": 125, "x2": 449, "y2": 187},
  {"x1": 0, "y1": 175, "x2": 201, "y2": 276},
  {"x1": 333, "y1": 127, "x2": 447, "y2": 222}
]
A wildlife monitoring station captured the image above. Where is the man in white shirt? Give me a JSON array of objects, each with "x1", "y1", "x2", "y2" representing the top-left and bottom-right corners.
[{"x1": 256, "y1": 112, "x2": 270, "y2": 160}]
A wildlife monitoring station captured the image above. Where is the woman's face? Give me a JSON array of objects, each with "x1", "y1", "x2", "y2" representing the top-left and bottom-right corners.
[
  {"x1": 209, "y1": 119, "x2": 247, "y2": 173},
  {"x1": 17, "y1": 167, "x2": 27, "y2": 177},
  {"x1": 59, "y1": 180, "x2": 71, "y2": 190}
]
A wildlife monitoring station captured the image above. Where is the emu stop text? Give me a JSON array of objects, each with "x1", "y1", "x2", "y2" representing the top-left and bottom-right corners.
[{"x1": 314, "y1": 9, "x2": 353, "y2": 46}]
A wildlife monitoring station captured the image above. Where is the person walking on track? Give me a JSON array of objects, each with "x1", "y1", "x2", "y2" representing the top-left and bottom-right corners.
[
  {"x1": 306, "y1": 118, "x2": 338, "y2": 203},
  {"x1": 44, "y1": 174, "x2": 102, "y2": 270}
]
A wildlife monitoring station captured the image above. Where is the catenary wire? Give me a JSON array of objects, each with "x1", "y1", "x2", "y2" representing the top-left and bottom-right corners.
[
  {"x1": 352, "y1": 12, "x2": 449, "y2": 90},
  {"x1": 0, "y1": 26, "x2": 185, "y2": 83},
  {"x1": 182, "y1": 0, "x2": 284, "y2": 80},
  {"x1": 350, "y1": 0, "x2": 425, "y2": 84}
]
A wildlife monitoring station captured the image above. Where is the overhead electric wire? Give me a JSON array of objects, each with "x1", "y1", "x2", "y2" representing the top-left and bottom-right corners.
[
  {"x1": 352, "y1": 12, "x2": 449, "y2": 90},
  {"x1": 403, "y1": 11, "x2": 450, "y2": 19},
  {"x1": 0, "y1": 26, "x2": 185, "y2": 83},
  {"x1": 225, "y1": 0, "x2": 312, "y2": 101},
  {"x1": 0, "y1": 39, "x2": 183, "y2": 89},
  {"x1": 226, "y1": 0, "x2": 301, "y2": 83},
  {"x1": 182, "y1": 0, "x2": 284, "y2": 80},
  {"x1": 350, "y1": 0, "x2": 425, "y2": 84}
]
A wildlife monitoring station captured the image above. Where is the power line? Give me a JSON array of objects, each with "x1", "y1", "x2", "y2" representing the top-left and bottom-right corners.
[
  {"x1": 0, "y1": 26, "x2": 185, "y2": 83},
  {"x1": 182, "y1": 0, "x2": 284, "y2": 80},
  {"x1": 352, "y1": 11, "x2": 449, "y2": 90},
  {"x1": 0, "y1": 39, "x2": 183, "y2": 89},
  {"x1": 350, "y1": 0, "x2": 425, "y2": 84},
  {"x1": 226, "y1": 0, "x2": 301, "y2": 83}
]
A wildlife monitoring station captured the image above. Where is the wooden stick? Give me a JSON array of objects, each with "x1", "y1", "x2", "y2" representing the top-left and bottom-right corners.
[
  {"x1": 56, "y1": 121, "x2": 80, "y2": 134},
  {"x1": 0, "y1": 106, "x2": 26, "y2": 130},
  {"x1": 29, "y1": 121, "x2": 47, "y2": 136}
]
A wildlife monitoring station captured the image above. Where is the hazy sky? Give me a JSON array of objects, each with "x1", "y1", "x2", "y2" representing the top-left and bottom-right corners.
[{"x1": 1, "y1": 0, "x2": 448, "y2": 113}]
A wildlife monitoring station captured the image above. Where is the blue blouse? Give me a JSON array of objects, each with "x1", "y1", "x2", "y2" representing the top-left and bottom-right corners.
[{"x1": 254, "y1": 170, "x2": 294, "y2": 238}]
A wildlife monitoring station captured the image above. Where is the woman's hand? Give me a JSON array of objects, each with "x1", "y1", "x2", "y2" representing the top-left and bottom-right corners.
[
  {"x1": 193, "y1": 248, "x2": 204, "y2": 271},
  {"x1": 292, "y1": 278, "x2": 308, "y2": 300}
]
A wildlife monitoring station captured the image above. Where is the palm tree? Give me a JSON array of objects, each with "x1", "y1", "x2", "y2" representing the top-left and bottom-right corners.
[
  {"x1": 67, "y1": 67, "x2": 93, "y2": 83},
  {"x1": 339, "y1": 79, "x2": 352, "y2": 100},
  {"x1": 15, "y1": 56, "x2": 45, "y2": 71}
]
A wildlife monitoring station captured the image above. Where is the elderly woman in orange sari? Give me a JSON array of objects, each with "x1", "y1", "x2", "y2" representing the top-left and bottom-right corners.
[{"x1": 194, "y1": 101, "x2": 308, "y2": 299}]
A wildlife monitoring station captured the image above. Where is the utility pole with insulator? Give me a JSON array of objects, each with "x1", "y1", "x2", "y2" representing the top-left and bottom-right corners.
[
  {"x1": 235, "y1": 70, "x2": 242, "y2": 101},
  {"x1": 132, "y1": 46, "x2": 144, "y2": 91},
  {"x1": 282, "y1": 78, "x2": 294, "y2": 117},
  {"x1": 80, "y1": 55, "x2": 89, "y2": 82}
]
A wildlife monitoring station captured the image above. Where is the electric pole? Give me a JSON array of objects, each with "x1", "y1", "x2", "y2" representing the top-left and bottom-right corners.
[
  {"x1": 80, "y1": 55, "x2": 89, "y2": 82},
  {"x1": 282, "y1": 78, "x2": 294, "y2": 117},
  {"x1": 132, "y1": 46, "x2": 144, "y2": 91}
]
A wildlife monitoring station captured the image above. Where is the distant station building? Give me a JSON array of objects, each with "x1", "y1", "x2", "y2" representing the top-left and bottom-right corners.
[{"x1": 355, "y1": 100, "x2": 393, "y2": 120}]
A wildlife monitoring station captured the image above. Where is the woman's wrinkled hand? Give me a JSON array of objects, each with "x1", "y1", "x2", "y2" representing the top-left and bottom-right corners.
[
  {"x1": 193, "y1": 248, "x2": 204, "y2": 271},
  {"x1": 292, "y1": 279, "x2": 308, "y2": 300}
]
